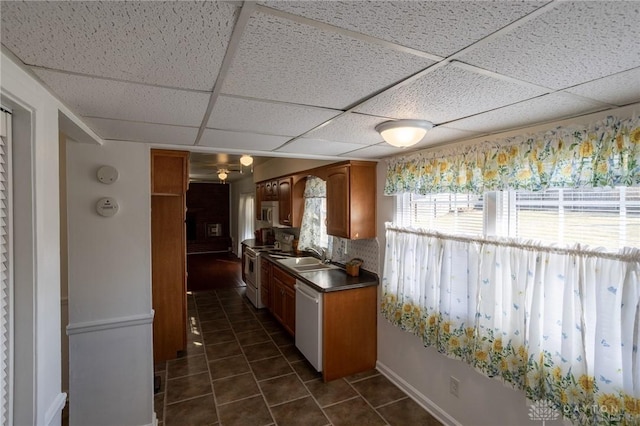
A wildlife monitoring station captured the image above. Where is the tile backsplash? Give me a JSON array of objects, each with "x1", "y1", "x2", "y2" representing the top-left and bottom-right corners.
[
  {"x1": 272, "y1": 227, "x2": 379, "y2": 276},
  {"x1": 330, "y1": 236, "x2": 379, "y2": 276}
]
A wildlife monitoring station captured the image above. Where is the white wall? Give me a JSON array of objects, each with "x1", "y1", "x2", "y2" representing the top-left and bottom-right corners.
[
  {"x1": 0, "y1": 51, "x2": 100, "y2": 426},
  {"x1": 230, "y1": 175, "x2": 256, "y2": 256},
  {"x1": 373, "y1": 105, "x2": 640, "y2": 425},
  {"x1": 66, "y1": 139, "x2": 154, "y2": 426},
  {"x1": 253, "y1": 157, "x2": 333, "y2": 182}
]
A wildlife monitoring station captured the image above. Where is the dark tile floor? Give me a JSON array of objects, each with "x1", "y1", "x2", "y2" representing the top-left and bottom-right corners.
[{"x1": 154, "y1": 288, "x2": 442, "y2": 426}]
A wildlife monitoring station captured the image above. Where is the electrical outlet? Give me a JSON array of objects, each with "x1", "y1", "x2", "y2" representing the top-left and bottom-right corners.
[{"x1": 449, "y1": 376, "x2": 460, "y2": 398}]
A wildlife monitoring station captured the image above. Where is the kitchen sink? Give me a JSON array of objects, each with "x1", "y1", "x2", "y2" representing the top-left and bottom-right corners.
[{"x1": 276, "y1": 256, "x2": 338, "y2": 272}]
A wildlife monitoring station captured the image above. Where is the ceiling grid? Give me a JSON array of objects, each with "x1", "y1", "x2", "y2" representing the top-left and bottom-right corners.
[{"x1": 0, "y1": 0, "x2": 638, "y2": 168}]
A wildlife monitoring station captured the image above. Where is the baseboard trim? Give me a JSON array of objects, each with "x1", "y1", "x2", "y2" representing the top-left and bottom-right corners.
[
  {"x1": 376, "y1": 361, "x2": 461, "y2": 426},
  {"x1": 67, "y1": 310, "x2": 154, "y2": 336},
  {"x1": 44, "y1": 392, "x2": 67, "y2": 426}
]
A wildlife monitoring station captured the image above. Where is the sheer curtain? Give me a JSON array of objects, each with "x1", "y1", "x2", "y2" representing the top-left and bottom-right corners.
[
  {"x1": 298, "y1": 177, "x2": 329, "y2": 251},
  {"x1": 382, "y1": 225, "x2": 640, "y2": 424},
  {"x1": 238, "y1": 192, "x2": 254, "y2": 254}
]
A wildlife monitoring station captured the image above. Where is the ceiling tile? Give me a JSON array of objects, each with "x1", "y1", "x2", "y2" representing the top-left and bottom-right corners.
[
  {"x1": 414, "y1": 127, "x2": 481, "y2": 149},
  {"x1": 199, "y1": 129, "x2": 290, "y2": 151},
  {"x1": 446, "y1": 93, "x2": 605, "y2": 134},
  {"x1": 260, "y1": 1, "x2": 545, "y2": 57},
  {"x1": 1, "y1": 1, "x2": 238, "y2": 90},
  {"x1": 34, "y1": 69, "x2": 209, "y2": 127},
  {"x1": 342, "y1": 144, "x2": 403, "y2": 159},
  {"x1": 207, "y1": 96, "x2": 341, "y2": 136},
  {"x1": 458, "y1": 2, "x2": 640, "y2": 90},
  {"x1": 83, "y1": 118, "x2": 198, "y2": 145},
  {"x1": 221, "y1": 11, "x2": 434, "y2": 109},
  {"x1": 355, "y1": 64, "x2": 548, "y2": 123},
  {"x1": 276, "y1": 138, "x2": 366, "y2": 156},
  {"x1": 564, "y1": 67, "x2": 640, "y2": 107},
  {"x1": 304, "y1": 113, "x2": 386, "y2": 145}
]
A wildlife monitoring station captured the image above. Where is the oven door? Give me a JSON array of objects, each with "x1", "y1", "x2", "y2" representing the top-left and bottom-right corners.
[{"x1": 244, "y1": 250, "x2": 261, "y2": 308}]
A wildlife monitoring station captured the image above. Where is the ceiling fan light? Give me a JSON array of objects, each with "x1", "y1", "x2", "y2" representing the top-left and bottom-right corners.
[
  {"x1": 217, "y1": 170, "x2": 228, "y2": 180},
  {"x1": 240, "y1": 155, "x2": 253, "y2": 166},
  {"x1": 375, "y1": 119, "x2": 434, "y2": 148}
]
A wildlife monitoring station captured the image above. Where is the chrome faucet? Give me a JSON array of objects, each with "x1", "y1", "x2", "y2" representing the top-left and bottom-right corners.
[{"x1": 307, "y1": 247, "x2": 329, "y2": 263}]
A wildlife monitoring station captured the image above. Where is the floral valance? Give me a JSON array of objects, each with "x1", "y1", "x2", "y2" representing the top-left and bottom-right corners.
[{"x1": 385, "y1": 115, "x2": 640, "y2": 195}]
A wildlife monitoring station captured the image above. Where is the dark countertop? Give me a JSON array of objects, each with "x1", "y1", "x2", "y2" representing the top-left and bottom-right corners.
[
  {"x1": 261, "y1": 253, "x2": 379, "y2": 293},
  {"x1": 241, "y1": 239, "x2": 273, "y2": 249}
]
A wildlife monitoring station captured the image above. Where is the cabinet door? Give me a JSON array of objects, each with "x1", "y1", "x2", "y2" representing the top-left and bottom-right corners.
[
  {"x1": 282, "y1": 285, "x2": 296, "y2": 336},
  {"x1": 260, "y1": 261, "x2": 271, "y2": 309},
  {"x1": 151, "y1": 149, "x2": 189, "y2": 195},
  {"x1": 271, "y1": 280, "x2": 284, "y2": 325},
  {"x1": 270, "y1": 180, "x2": 279, "y2": 200},
  {"x1": 255, "y1": 183, "x2": 264, "y2": 220},
  {"x1": 326, "y1": 165, "x2": 350, "y2": 238},
  {"x1": 278, "y1": 177, "x2": 292, "y2": 226}
]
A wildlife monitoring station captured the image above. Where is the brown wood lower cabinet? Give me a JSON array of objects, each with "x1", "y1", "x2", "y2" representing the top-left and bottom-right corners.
[
  {"x1": 323, "y1": 285, "x2": 377, "y2": 381},
  {"x1": 262, "y1": 260, "x2": 378, "y2": 382},
  {"x1": 260, "y1": 259, "x2": 271, "y2": 309},
  {"x1": 271, "y1": 265, "x2": 295, "y2": 336}
]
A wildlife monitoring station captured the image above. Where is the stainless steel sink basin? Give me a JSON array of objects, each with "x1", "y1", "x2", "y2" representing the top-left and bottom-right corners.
[{"x1": 276, "y1": 256, "x2": 338, "y2": 272}]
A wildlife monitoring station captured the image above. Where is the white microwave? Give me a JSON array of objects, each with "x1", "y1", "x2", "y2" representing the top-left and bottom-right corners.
[{"x1": 260, "y1": 201, "x2": 279, "y2": 226}]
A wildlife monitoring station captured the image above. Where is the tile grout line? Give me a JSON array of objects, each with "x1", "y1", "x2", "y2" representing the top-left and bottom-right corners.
[
  {"x1": 220, "y1": 288, "x2": 278, "y2": 426},
  {"x1": 342, "y1": 375, "x2": 392, "y2": 425}
]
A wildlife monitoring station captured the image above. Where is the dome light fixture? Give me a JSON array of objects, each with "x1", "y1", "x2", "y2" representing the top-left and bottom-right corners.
[
  {"x1": 239, "y1": 154, "x2": 254, "y2": 167},
  {"x1": 217, "y1": 170, "x2": 228, "y2": 181},
  {"x1": 375, "y1": 119, "x2": 434, "y2": 148}
]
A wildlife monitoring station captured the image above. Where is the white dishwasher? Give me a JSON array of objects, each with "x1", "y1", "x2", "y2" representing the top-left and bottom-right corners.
[{"x1": 294, "y1": 280, "x2": 323, "y2": 372}]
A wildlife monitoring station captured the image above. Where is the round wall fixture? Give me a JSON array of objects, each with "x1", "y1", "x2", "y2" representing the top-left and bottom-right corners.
[
  {"x1": 97, "y1": 165, "x2": 119, "y2": 184},
  {"x1": 96, "y1": 197, "x2": 119, "y2": 217}
]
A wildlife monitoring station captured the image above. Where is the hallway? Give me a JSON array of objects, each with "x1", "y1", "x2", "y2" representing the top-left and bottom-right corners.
[
  {"x1": 153, "y1": 287, "x2": 442, "y2": 425},
  {"x1": 187, "y1": 253, "x2": 244, "y2": 292}
]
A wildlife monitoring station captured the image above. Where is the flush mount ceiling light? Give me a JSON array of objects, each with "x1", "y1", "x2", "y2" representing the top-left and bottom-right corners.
[
  {"x1": 239, "y1": 155, "x2": 253, "y2": 167},
  {"x1": 375, "y1": 119, "x2": 434, "y2": 148},
  {"x1": 217, "y1": 170, "x2": 228, "y2": 181}
]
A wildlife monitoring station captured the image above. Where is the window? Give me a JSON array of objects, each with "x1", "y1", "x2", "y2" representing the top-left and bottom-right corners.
[
  {"x1": 397, "y1": 187, "x2": 640, "y2": 250},
  {"x1": 298, "y1": 177, "x2": 330, "y2": 251}
]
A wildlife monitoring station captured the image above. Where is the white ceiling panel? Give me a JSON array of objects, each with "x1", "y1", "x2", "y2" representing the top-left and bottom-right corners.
[
  {"x1": 83, "y1": 118, "x2": 198, "y2": 145},
  {"x1": 221, "y1": 11, "x2": 435, "y2": 109},
  {"x1": 458, "y1": 2, "x2": 640, "y2": 90},
  {"x1": 259, "y1": 1, "x2": 545, "y2": 57},
  {"x1": 355, "y1": 64, "x2": 548, "y2": 123},
  {"x1": 199, "y1": 129, "x2": 290, "y2": 151},
  {"x1": 276, "y1": 138, "x2": 366, "y2": 156},
  {"x1": 564, "y1": 67, "x2": 640, "y2": 107},
  {"x1": 208, "y1": 96, "x2": 341, "y2": 136},
  {"x1": 2, "y1": 2, "x2": 638, "y2": 161},
  {"x1": 342, "y1": 144, "x2": 403, "y2": 159},
  {"x1": 414, "y1": 127, "x2": 481, "y2": 149},
  {"x1": 447, "y1": 93, "x2": 606, "y2": 134},
  {"x1": 0, "y1": 1, "x2": 238, "y2": 91},
  {"x1": 304, "y1": 113, "x2": 386, "y2": 145},
  {"x1": 34, "y1": 69, "x2": 210, "y2": 127}
]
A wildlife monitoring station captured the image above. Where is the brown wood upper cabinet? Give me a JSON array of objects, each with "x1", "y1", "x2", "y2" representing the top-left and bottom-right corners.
[
  {"x1": 264, "y1": 180, "x2": 278, "y2": 201},
  {"x1": 271, "y1": 265, "x2": 296, "y2": 336},
  {"x1": 278, "y1": 177, "x2": 292, "y2": 226},
  {"x1": 326, "y1": 161, "x2": 376, "y2": 239},
  {"x1": 151, "y1": 149, "x2": 189, "y2": 195}
]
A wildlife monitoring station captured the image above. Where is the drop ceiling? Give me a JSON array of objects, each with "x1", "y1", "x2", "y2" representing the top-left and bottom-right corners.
[{"x1": 1, "y1": 1, "x2": 639, "y2": 161}]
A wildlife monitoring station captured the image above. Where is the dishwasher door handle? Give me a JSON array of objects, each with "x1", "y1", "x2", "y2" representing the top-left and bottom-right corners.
[{"x1": 295, "y1": 283, "x2": 320, "y2": 304}]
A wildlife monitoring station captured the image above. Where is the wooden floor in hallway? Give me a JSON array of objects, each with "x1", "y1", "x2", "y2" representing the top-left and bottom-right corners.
[{"x1": 187, "y1": 252, "x2": 244, "y2": 292}]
